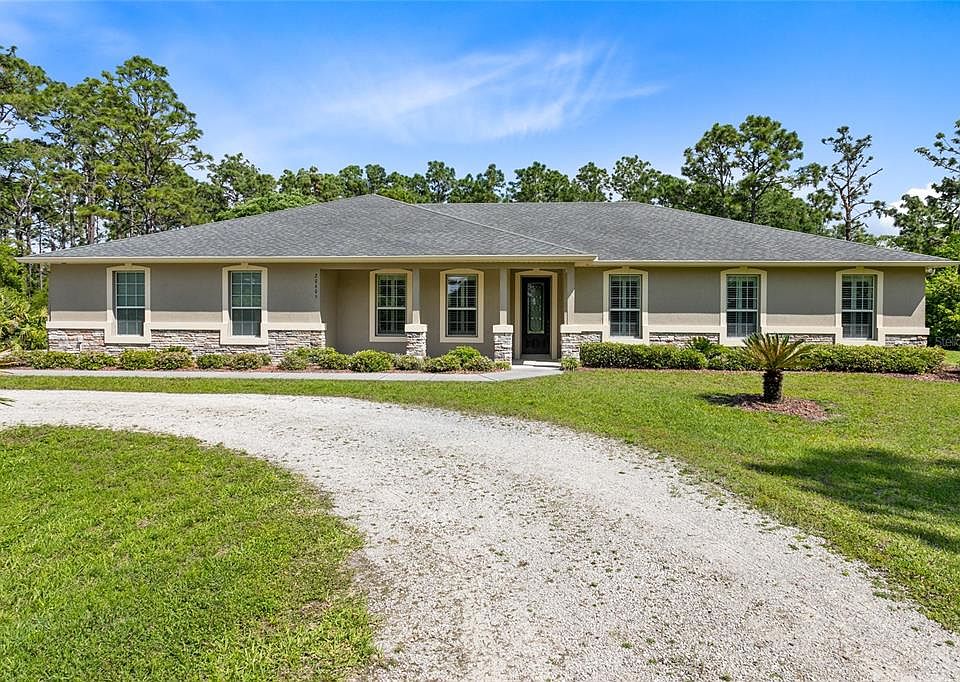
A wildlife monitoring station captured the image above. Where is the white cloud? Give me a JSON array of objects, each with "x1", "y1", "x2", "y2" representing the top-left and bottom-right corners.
[
  {"x1": 874, "y1": 183, "x2": 939, "y2": 235},
  {"x1": 310, "y1": 44, "x2": 661, "y2": 143}
]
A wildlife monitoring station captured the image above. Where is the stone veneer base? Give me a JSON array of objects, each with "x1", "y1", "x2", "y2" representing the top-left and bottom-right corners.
[
  {"x1": 47, "y1": 328, "x2": 326, "y2": 362},
  {"x1": 405, "y1": 330, "x2": 427, "y2": 358},
  {"x1": 493, "y1": 332, "x2": 513, "y2": 362},
  {"x1": 884, "y1": 334, "x2": 928, "y2": 347},
  {"x1": 560, "y1": 331, "x2": 602, "y2": 360}
]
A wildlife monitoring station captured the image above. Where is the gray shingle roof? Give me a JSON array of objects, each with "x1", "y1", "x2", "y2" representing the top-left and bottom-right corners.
[{"x1": 23, "y1": 193, "x2": 950, "y2": 264}]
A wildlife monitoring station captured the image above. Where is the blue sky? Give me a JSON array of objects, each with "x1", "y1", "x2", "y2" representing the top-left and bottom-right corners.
[{"x1": 2, "y1": 1, "x2": 958, "y2": 234}]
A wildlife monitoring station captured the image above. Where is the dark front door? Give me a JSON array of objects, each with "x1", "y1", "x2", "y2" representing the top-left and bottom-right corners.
[{"x1": 521, "y1": 276, "x2": 551, "y2": 355}]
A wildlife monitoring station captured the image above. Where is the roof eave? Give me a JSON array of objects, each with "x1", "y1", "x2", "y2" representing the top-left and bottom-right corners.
[{"x1": 18, "y1": 253, "x2": 597, "y2": 265}]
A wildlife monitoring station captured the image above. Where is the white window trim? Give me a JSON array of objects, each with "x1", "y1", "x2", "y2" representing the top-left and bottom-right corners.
[
  {"x1": 602, "y1": 268, "x2": 649, "y2": 344},
  {"x1": 105, "y1": 264, "x2": 151, "y2": 344},
  {"x1": 720, "y1": 267, "x2": 767, "y2": 345},
  {"x1": 835, "y1": 267, "x2": 884, "y2": 345},
  {"x1": 221, "y1": 264, "x2": 268, "y2": 345},
  {"x1": 368, "y1": 269, "x2": 412, "y2": 343},
  {"x1": 513, "y1": 269, "x2": 559, "y2": 358},
  {"x1": 441, "y1": 268, "x2": 484, "y2": 344}
]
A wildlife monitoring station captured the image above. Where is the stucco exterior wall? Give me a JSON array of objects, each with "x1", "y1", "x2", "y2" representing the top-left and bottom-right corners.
[{"x1": 45, "y1": 261, "x2": 932, "y2": 358}]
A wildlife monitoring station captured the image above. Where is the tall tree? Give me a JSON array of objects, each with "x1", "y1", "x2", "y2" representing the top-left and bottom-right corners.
[
  {"x1": 425, "y1": 160, "x2": 456, "y2": 203},
  {"x1": 574, "y1": 162, "x2": 610, "y2": 201},
  {"x1": 610, "y1": 155, "x2": 661, "y2": 202},
  {"x1": 734, "y1": 115, "x2": 804, "y2": 224},
  {"x1": 681, "y1": 123, "x2": 740, "y2": 217},
  {"x1": 206, "y1": 153, "x2": 275, "y2": 210},
  {"x1": 97, "y1": 56, "x2": 207, "y2": 237},
  {"x1": 814, "y1": 126, "x2": 882, "y2": 241},
  {"x1": 449, "y1": 164, "x2": 505, "y2": 203},
  {"x1": 508, "y1": 162, "x2": 579, "y2": 202}
]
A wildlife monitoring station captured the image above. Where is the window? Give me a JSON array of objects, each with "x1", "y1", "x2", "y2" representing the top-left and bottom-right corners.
[
  {"x1": 726, "y1": 275, "x2": 759, "y2": 337},
  {"x1": 114, "y1": 270, "x2": 145, "y2": 336},
  {"x1": 375, "y1": 273, "x2": 407, "y2": 336},
  {"x1": 230, "y1": 270, "x2": 262, "y2": 337},
  {"x1": 445, "y1": 274, "x2": 478, "y2": 337},
  {"x1": 841, "y1": 274, "x2": 876, "y2": 339},
  {"x1": 608, "y1": 274, "x2": 641, "y2": 338}
]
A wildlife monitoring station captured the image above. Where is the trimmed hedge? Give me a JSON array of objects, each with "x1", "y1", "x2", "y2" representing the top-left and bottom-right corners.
[
  {"x1": 391, "y1": 354, "x2": 425, "y2": 371},
  {"x1": 197, "y1": 353, "x2": 228, "y2": 369},
  {"x1": 295, "y1": 347, "x2": 351, "y2": 370},
  {"x1": 579, "y1": 342, "x2": 706, "y2": 370},
  {"x1": 580, "y1": 341, "x2": 945, "y2": 374},
  {"x1": 227, "y1": 353, "x2": 271, "y2": 370},
  {"x1": 118, "y1": 349, "x2": 158, "y2": 370},
  {"x1": 348, "y1": 350, "x2": 393, "y2": 373},
  {"x1": 803, "y1": 345, "x2": 944, "y2": 374},
  {"x1": 155, "y1": 351, "x2": 194, "y2": 370}
]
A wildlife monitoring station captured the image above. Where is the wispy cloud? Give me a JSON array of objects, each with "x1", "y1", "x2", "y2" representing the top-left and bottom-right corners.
[
  {"x1": 875, "y1": 183, "x2": 939, "y2": 235},
  {"x1": 311, "y1": 43, "x2": 662, "y2": 143}
]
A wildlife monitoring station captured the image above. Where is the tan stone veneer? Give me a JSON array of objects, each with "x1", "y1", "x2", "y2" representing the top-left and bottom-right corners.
[{"x1": 47, "y1": 328, "x2": 326, "y2": 361}]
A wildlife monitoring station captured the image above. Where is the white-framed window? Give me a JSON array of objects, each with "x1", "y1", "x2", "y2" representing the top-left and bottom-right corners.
[
  {"x1": 841, "y1": 274, "x2": 876, "y2": 340},
  {"x1": 368, "y1": 269, "x2": 411, "y2": 341},
  {"x1": 221, "y1": 265, "x2": 268, "y2": 344},
  {"x1": 106, "y1": 265, "x2": 151, "y2": 342},
  {"x1": 230, "y1": 270, "x2": 262, "y2": 336},
  {"x1": 114, "y1": 270, "x2": 146, "y2": 336},
  {"x1": 726, "y1": 275, "x2": 760, "y2": 337},
  {"x1": 601, "y1": 268, "x2": 648, "y2": 343},
  {"x1": 441, "y1": 269, "x2": 484, "y2": 342},
  {"x1": 719, "y1": 268, "x2": 766, "y2": 344},
  {"x1": 609, "y1": 274, "x2": 642, "y2": 338}
]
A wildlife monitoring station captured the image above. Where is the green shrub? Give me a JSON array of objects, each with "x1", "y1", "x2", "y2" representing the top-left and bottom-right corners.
[
  {"x1": 293, "y1": 346, "x2": 350, "y2": 370},
  {"x1": 560, "y1": 356, "x2": 581, "y2": 371},
  {"x1": 392, "y1": 354, "x2": 425, "y2": 371},
  {"x1": 348, "y1": 350, "x2": 394, "y2": 372},
  {"x1": 804, "y1": 345, "x2": 945, "y2": 374},
  {"x1": 161, "y1": 345, "x2": 191, "y2": 354},
  {"x1": 75, "y1": 352, "x2": 116, "y2": 370},
  {"x1": 117, "y1": 349, "x2": 158, "y2": 370},
  {"x1": 493, "y1": 360, "x2": 512, "y2": 371},
  {"x1": 27, "y1": 351, "x2": 79, "y2": 369},
  {"x1": 424, "y1": 354, "x2": 462, "y2": 373},
  {"x1": 447, "y1": 345, "x2": 482, "y2": 364},
  {"x1": 462, "y1": 355, "x2": 495, "y2": 372},
  {"x1": 279, "y1": 351, "x2": 309, "y2": 371},
  {"x1": 196, "y1": 353, "x2": 228, "y2": 369},
  {"x1": 706, "y1": 347, "x2": 757, "y2": 371},
  {"x1": 227, "y1": 353, "x2": 270, "y2": 370},
  {"x1": 675, "y1": 348, "x2": 707, "y2": 369},
  {"x1": 155, "y1": 351, "x2": 194, "y2": 370},
  {"x1": 579, "y1": 342, "x2": 707, "y2": 370},
  {"x1": 688, "y1": 336, "x2": 722, "y2": 358}
]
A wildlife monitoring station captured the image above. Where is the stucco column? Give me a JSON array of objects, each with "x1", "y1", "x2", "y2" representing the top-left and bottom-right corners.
[
  {"x1": 564, "y1": 267, "x2": 575, "y2": 326},
  {"x1": 405, "y1": 267, "x2": 427, "y2": 357},
  {"x1": 492, "y1": 267, "x2": 513, "y2": 363}
]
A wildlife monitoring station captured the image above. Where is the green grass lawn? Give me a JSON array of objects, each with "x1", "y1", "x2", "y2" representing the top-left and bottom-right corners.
[
  {"x1": 945, "y1": 349, "x2": 960, "y2": 366},
  {"x1": 0, "y1": 426, "x2": 374, "y2": 680}
]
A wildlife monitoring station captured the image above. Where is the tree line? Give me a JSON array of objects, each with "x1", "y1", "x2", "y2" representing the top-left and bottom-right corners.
[{"x1": 1, "y1": 46, "x2": 958, "y2": 346}]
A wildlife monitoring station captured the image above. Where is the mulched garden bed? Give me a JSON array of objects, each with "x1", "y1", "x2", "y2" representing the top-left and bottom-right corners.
[{"x1": 704, "y1": 393, "x2": 832, "y2": 421}]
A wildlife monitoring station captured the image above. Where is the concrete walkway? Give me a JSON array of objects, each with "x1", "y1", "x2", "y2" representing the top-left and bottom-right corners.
[{"x1": 7, "y1": 364, "x2": 560, "y2": 382}]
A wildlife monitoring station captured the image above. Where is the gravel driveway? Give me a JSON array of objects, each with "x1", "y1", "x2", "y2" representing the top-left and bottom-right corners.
[{"x1": 2, "y1": 390, "x2": 958, "y2": 681}]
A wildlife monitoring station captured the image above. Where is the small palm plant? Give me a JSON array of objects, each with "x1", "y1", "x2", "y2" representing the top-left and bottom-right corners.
[{"x1": 741, "y1": 333, "x2": 810, "y2": 403}]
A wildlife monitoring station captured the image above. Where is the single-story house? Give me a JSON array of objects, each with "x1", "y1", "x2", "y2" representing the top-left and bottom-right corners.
[{"x1": 21, "y1": 194, "x2": 953, "y2": 362}]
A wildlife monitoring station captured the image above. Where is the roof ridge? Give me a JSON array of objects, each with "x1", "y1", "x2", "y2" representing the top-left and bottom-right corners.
[{"x1": 377, "y1": 195, "x2": 589, "y2": 255}]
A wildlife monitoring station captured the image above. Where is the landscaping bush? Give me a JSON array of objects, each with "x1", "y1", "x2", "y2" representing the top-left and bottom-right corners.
[
  {"x1": 26, "y1": 350, "x2": 79, "y2": 369},
  {"x1": 579, "y1": 342, "x2": 707, "y2": 370},
  {"x1": 688, "y1": 336, "x2": 722, "y2": 358},
  {"x1": 117, "y1": 349, "x2": 158, "y2": 370},
  {"x1": 462, "y1": 355, "x2": 495, "y2": 372},
  {"x1": 154, "y1": 351, "x2": 194, "y2": 370},
  {"x1": 392, "y1": 354, "x2": 425, "y2": 371},
  {"x1": 424, "y1": 354, "x2": 462, "y2": 373},
  {"x1": 279, "y1": 351, "x2": 309, "y2": 371},
  {"x1": 560, "y1": 356, "x2": 581, "y2": 371},
  {"x1": 292, "y1": 346, "x2": 351, "y2": 370},
  {"x1": 161, "y1": 345, "x2": 191, "y2": 354},
  {"x1": 447, "y1": 345, "x2": 483, "y2": 364},
  {"x1": 804, "y1": 345, "x2": 945, "y2": 374},
  {"x1": 706, "y1": 347, "x2": 757, "y2": 371},
  {"x1": 493, "y1": 360, "x2": 512, "y2": 371},
  {"x1": 227, "y1": 353, "x2": 271, "y2": 370},
  {"x1": 75, "y1": 352, "x2": 116, "y2": 370},
  {"x1": 348, "y1": 349, "x2": 393, "y2": 373},
  {"x1": 197, "y1": 353, "x2": 228, "y2": 369}
]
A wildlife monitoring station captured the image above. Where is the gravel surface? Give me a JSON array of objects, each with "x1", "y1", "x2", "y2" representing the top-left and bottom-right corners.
[{"x1": 2, "y1": 390, "x2": 958, "y2": 681}]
